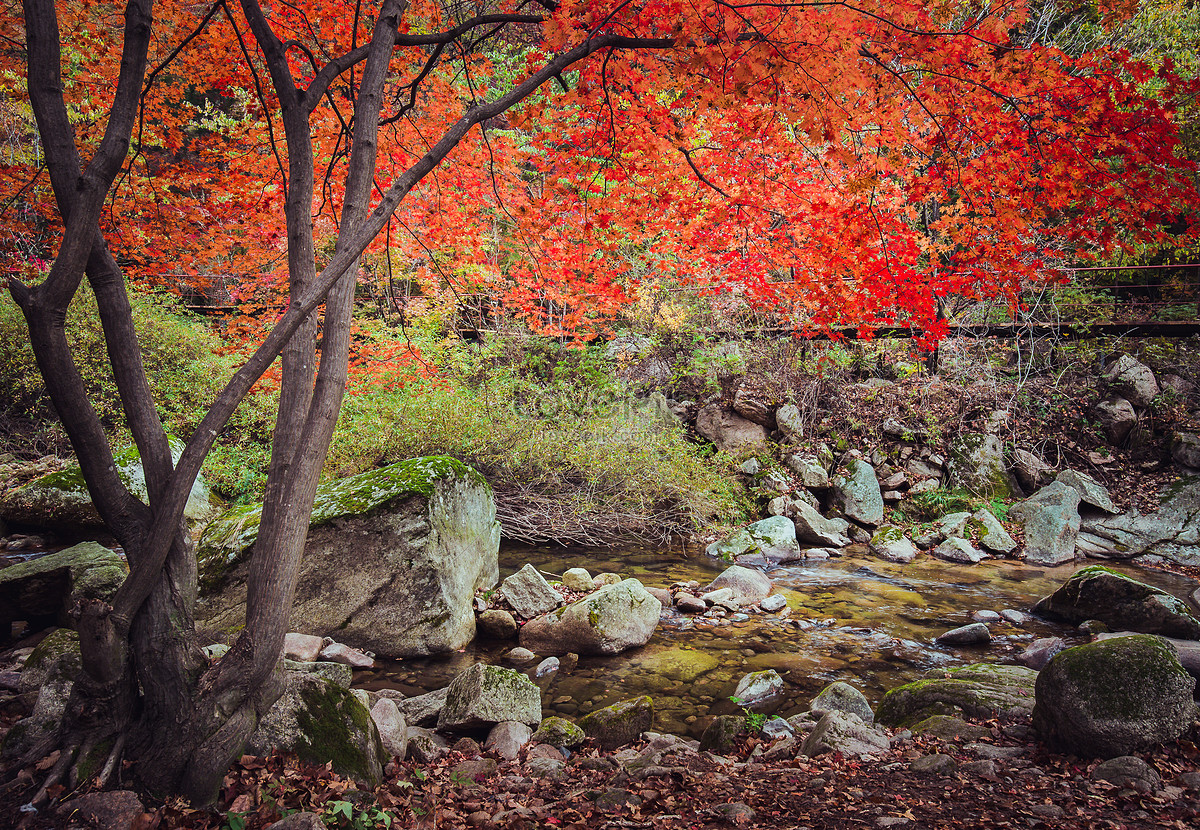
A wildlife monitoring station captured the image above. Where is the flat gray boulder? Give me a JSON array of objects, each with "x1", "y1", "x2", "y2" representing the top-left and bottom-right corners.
[
  {"x1": 1033, "y1": 635, "x2": 1195, "y2": 758},
  {"x1": 519, "y1": 578, "x2": 661, "y2": 655},
  {"x1": 197, "y1": 456, "x2": 500, "y2": 658},
  {"x1": 831, "y1": 458, "x2": 884, "y2": 526},
  {"x1": 0, "y1": 542, "x2": 126, "y2": 640},
  {"x1": 500, "y1": 564, "x2": 562, "y2": 619},
  {"x1": 1032, "y1": 565, "x2": 1200, "y2": 639},
  {"x1": 1009, "y1": 481, "x2": 1081, "y2": 566},
  {"x1": 437, "y1": 663, "x2": 542, "y2": 731},
  {"x1": 876, "y1": 664, "x2": 1038, "y2": 728}
]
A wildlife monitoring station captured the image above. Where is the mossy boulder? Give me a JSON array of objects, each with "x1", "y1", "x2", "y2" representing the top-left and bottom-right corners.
[
  {"x1": 196, "y1": 457, "x2": 500, "y2": 658},
  {"x1": 946, "y1": 433, "x2": 1018, "y2": 499},
  {"x1": 1032, "y1": 565, "x2": 1200, "y2": 640},
  {"x1": 0, "y1": 542, "x2": 126, "y2": 641},
  {"x1": 519, "y1": 578, "x2": 661, "y2": 656},
  {"x1": 875, "y1": 664, "x2": 1038, "y2": 728},
  {"x1": 246, "y1": 672, "x2": 385, "y2": 786},
  {"x1": 0, "y1": 439, "x2": 213, "y2": 530},
  {"x1": 532, "y1": 716, "x2": 586, "y2": 748},
  {"x1": 437, "y1": 663, "x2": 542, "y2": 731},
  {"x1": 579, "y1": 696, "x2": 654, "y2": 750},
  {"x1": 1033, "y1": 635, "x2": 1197, "y2": 758}
]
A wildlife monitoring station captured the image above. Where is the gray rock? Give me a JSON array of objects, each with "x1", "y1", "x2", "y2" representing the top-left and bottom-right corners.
[
  {"x1": 933, "y1": 537, "x2": 987, "y2": 564},
  {"x1": 438, "y1": 663, "x2": 542, "y2": 730},
  {"x1": 1090, "y1": 755, "x2": 1163, "y2": 791},
  {"x1": 811, "y1": 681, "x2": 873, "y2": 724},
  {"x1": 832, "y1": 458, "x2": 885, "y2": 527},
  {"x1": 561, "y1": 567, "x2": 595, "y2": 592},
  {"x1": 0, "y1": 542, "x2": 126, "y2": 640},
  {"x1": 876, "y1": 664, "x2": 1038, "y2": 728},
  {"x1": 500, "y1": 564, "x2": 563, "y2": 619},
  {"x1": 1032, "y1": 565, "x2": 1200, "y2": 639},
  {"x1": 1033, "y1": 635, "x2": 1195, "y2": 758},
  {"x1": 1100, "y1": 354, "x2": 1160, "y2": 409},
  {"x1": 947, "y1": 433, "x2": 1018, "y2": 499},
  {"x1": 704, "y1": 516, "x2": 801, "y2": 566},
  {"x1": 197, "y1": 457, "x2": 500, "y2": 659},
  {"x1": 0, "y1": 440, "x2": 214, "y2": 530},
  {"x1": 1012, "y1": 448, "x2": 1054, "y2": 492},
  {"x1": 785, "y1": 454, "x2": 830, "y2": 489},
  {"x1": 935, "y1": 623, "x2": 991, "y2": 645},
  {"x1": 370, "y1": 698, "x2": 408, "y2": 759},
  {"x1": 477, "y1": 609, "x2": 518, "y2": 639},
  {"x1": 703, "y1": 565, "x2": 772, "y2": 604},
  {"x1": 531, "y1": 716, "x2": 585, "y2": 748},
  {"x1": 1056, "y1": 470, "x2": 1119, "y2": 514},
  {"x1": 790, "y1": 500, "x2": 852, "y2": 547},
  {"x1": 733, "y1": 669, "x2": 785, "y2": 711},
  {"x1": 1018, "y1": 637, "x2": 1067, "y2": 670},
  {"x1": 973, "y1": 509, "x2": 1017, "y2": 555},
  {"x1": 580, "y1": 696, "x2": 654, "y2": 750},
  {"x1": 1094, "y1": 396, "x2": 1138, "y2": 445},
  {"x1": 247, "y1": 672, "x2": 385, "y2": 786},
  {"x1": 485, "y1": 721, "x2": 533, "y2": 760},
  {"x1": 396, "y1": 687, "x2": 449, "y2": 727},
  {"x1": 800, "y1": 710, "x2": 889, "y2": 758},
  {"x1": 869, "y1": 526, "x2": 919, "y2": 563},
  {"x1": 760, "y1": 594, "x2": 788, "y2": 612},
  {"x1": 1171, "y1": 432, "x2": 1200, "y2": 470},
  {"x1": 1009, "y1": 481, "x2": 1081, "y2": 566},
  {"x1": 519, "y1": 579, "x2": 661, "y2": 656},
  {"x1": 695, "y1": 403, "x2": 770, "y2": 452}
]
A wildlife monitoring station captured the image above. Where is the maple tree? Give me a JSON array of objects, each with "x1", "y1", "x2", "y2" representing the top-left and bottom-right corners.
[{"x1": 1, "y1": 0, "x2": 1198, "y2": 805}]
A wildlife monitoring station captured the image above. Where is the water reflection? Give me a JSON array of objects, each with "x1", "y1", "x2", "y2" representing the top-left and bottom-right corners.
[{"x1": 364, "y1": 544, "x2": 1199, "y2": 738}]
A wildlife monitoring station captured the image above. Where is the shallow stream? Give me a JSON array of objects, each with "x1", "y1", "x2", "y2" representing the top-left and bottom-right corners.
[{"x1": 361, "y1": 545, "x2": 1200, "y2": 738}]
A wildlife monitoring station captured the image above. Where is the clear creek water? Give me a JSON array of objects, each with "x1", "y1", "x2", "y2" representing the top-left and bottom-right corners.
[{"x1": 360, "y1": 545, "x2": 1200, "y2": 738}]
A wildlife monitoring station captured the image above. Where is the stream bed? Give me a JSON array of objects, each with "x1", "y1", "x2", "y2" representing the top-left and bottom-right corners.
[{"x1": 361, "y1": 544, "x2": 1200, "y2": 738}]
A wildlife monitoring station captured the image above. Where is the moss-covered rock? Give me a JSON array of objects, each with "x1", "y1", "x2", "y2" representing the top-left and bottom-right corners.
[
  {"x1": 531, "y1": 716, "x2": 585, "y2": 748},
  {"x1": 1033, "y1": 635, "x2": 1196, "y2": 758},
  {"x1": 0, "y1": 543, "x2": 126, "y2": 640},
  {"x1": 437, "y1": 663, "x2": 542, "y2": 731},
  {"x1": 0, "y1": 438, "x2": 213, "y2": 530},
  {"x1": 1032, "y1": 565, "x2": 1200, "y2": 640},
  {"x1": 196, "y1": 457, "x2": 500, "y2": 658},
  {"x1": 579, "y1": 696, "x2": 654, "y2": 750},
  {"x1": 875, "y1": 663, "x2": 1038, "y2": 728},
  {"x1": 247, "y1": 672, "x2": 385, "y2": 786},
  {"x1": 519, "y1": 579, "x2": 661, "y2": 656}
]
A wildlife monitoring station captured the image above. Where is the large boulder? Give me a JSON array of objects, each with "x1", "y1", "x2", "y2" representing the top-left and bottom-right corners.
[
  {"x1": 1008, "y1": 481, "x2": 1081, "y2": 566},
  {"x1": 437, "y1": 663, "x2": 542, "y2": 731},
  {"x1": 0, "y1": 439, "x2": 213, "y2": 530},
  {"x1": 800, "y1": 711, "x2": 889, "y2": 759},
  {"x1": 695, "y1": 404, "x2": 769, "y2": 453},
  {"x1": 875, "y1": 664, "x2": 1038, "y2": 728},
  {"x1": 579, "y1": 696, "x2": 654, "y2": 750},
  {"x1": 1033, "y1": 635, "x2": 1196, "y2": 758},
  {"x1": 499, "y1": 564, "x2": 562, "y2": 619},
  {"x1": 0, "y1": 542, "x2": 126, "y2": 641},
  {"x1": 197, "y1": 456, "x2": 500, "y2": 658},
  {"x1": 519, "y1": 579, "x2": 661, "y2": 656},
  {"x1": 704, "y1": 516, "x2": 801, "y2": 566},
  {"x1": 946, "y1": 433, "x2": 1018, "y2": 499},
  {"x1": 1075, "y1": 478, "x2": 1200, "y2": 566},
  {"x1": 1100, "y1": 354, "x2": 1160, "y2": 409},
  {"x1": 702, "y1": 565, "x2": 772, "y2": 605},
  {"x1": 831, "y1": 458, "x2": 885, "y2": 527},
  {"x1": 1031, "y1": 565, "x2": 1200, "y2": 639},
  {"x1": 247, "y1": 672, "x2": 386, "y2": 787}
]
